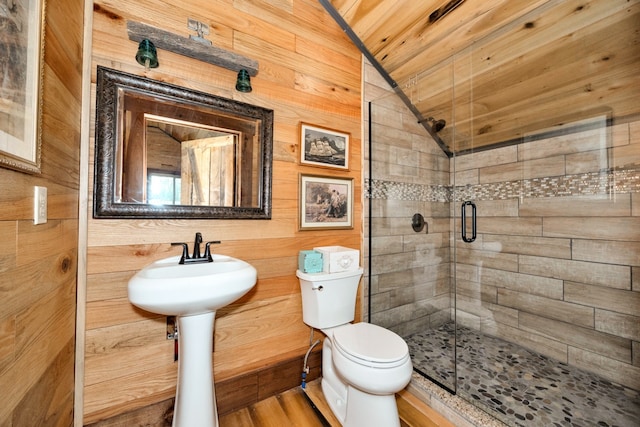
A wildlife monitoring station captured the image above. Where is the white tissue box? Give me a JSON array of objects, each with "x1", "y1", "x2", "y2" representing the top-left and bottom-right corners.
[{"x1": 313, "y1": 246, "x2": 359, "y2": 273}]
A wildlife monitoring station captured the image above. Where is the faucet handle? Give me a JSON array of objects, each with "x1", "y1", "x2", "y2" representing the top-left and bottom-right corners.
[
  {"x1": 203, "y1": 241, "x2": 221, "y2": 262},
  {"x1": 171, "y1": 242, "x2": 190, "y2": 264}
]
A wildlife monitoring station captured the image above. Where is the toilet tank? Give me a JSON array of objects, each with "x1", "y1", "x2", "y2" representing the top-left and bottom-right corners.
[{"x1": 297, "y1": 268, "x2": 364, "y2": 329}]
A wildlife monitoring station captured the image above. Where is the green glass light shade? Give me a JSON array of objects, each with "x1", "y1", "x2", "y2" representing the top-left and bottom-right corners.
[
  {"x1": 235, "y1": 69, "x2": 252, "y2": 92},
  {"x1": 135, "y1": 39, "x2": 159, "y2": 69}
]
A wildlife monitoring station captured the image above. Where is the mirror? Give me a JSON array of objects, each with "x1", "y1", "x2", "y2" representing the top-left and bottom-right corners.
[{"x1": 93, "y1": 66, "x2": 273, "y2": 219}]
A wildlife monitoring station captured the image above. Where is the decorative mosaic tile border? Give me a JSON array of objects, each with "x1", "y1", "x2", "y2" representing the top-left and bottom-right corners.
[
  {"x1": 366, "y1": 166, "x2": 640, "y2": 201},
  {"x1": 367, "y1": 179, "x2": 450, "y2": 202}
]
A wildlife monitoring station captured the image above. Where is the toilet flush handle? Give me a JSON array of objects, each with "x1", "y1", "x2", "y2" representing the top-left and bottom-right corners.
[{"x1": 312, "y1": 284, "x2": 324, "y2": 291}]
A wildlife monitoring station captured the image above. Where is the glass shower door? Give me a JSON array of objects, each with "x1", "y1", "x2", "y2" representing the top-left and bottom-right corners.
[
  {"x1": 449, "y1": 33, "x2": 638, "y2": 423},
  {"x1": 365, "y1": 0, "x2": 640, "y2": 422},
  {"x1": 366, "y1": 84, "x2": 456, "y2": 393}
]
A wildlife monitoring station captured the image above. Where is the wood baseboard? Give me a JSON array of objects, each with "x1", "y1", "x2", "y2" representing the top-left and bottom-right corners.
[
  {"x1": 84, "y1": 348, "x2": 322, "y2": 426},
  {"x1": 218, "y1": 346, "x2": 322, "y2": 415},
  {"x1": 396, "y1": 388, "x2": 455, "y2": 427}
]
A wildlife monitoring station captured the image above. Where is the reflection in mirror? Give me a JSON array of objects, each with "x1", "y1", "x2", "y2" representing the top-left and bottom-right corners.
[
  {"x1": 94, "y1": 66, "x2": 273, "y2": 219},
  {"x1": 122, "y1": 114, "x2": 242, "y2": 207}
]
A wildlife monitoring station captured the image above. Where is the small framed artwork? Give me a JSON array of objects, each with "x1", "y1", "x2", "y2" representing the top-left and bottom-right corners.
[
  {"x1": 0, "y1": 0, "x2": 45, "y2": 174},
  {"x1": 300, "y1": 174, "x2": 353, "y2": 230},
  {"x1": 300, "y1": 122, "x2": 349, "y2": 170}
]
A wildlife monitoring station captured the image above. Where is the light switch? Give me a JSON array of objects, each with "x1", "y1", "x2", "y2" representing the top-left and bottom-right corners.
[{"x1": 34, "y1": 186, "x2": 47, "y2": 224}]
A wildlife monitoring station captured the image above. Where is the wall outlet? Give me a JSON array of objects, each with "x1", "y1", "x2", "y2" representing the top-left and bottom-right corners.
[{"x1": 34, "y1": 186, "x2": 47, "y2": 225}]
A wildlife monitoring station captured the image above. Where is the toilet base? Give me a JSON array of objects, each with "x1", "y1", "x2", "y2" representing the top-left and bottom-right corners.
[
  {"x1": 345, "y1": 385, "x2": 401, "y2": 427},
  {"x1": 321, "y1": 377, "x2": 401, "y2": 427},
  {"x1": 321, "y1": 376, "x2": 347, "y2": 424}
]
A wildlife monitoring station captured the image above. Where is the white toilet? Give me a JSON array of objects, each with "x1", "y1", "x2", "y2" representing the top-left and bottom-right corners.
[{"x1": 297, "y1": 268, "x2": 413, "y2": 427}]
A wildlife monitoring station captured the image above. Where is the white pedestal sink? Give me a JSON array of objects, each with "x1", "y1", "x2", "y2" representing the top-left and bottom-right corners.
[{"x1": 128, "y1": 254, "x2": 257, "y2": 427}]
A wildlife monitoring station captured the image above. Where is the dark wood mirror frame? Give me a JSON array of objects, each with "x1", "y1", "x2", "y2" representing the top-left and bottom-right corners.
[{"x1": 93, "y1": 66, "x2": 273, "y2": 219}]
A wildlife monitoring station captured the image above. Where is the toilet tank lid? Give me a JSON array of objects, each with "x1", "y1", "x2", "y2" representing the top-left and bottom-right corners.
[
  {"x1": 296, "y1": 268, "x2": 363, "y2": 281},
  {"x1": 333, "y1": 322, "x2": 408, "y2": 364}
]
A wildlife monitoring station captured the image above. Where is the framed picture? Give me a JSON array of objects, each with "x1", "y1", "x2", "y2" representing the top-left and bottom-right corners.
[
  {"x1": 300, "y1": 174, "x2": 353, "y2": 230},
  {"x1": 300, "y1": 122, "x2": 349, "y2": 170},
  {"x1": 0, "y1": 0, "x2": 46, "y2": 174}
]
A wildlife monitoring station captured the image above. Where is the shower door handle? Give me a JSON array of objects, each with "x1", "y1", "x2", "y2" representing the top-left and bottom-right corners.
[{"x1": 461, "y1": 201, "x2": 477, "y2": 243}]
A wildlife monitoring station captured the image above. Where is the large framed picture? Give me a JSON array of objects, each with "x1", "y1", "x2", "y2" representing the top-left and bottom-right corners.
[
  {"x1": 300, "y1": 122, "x2": 349, "y2": 170},
  {"x1": 300, "y1": 174, "x2": 353, "y2": 230},
  {"x1": 0, "y1": 0, "x2": 45, "y2": 174}
]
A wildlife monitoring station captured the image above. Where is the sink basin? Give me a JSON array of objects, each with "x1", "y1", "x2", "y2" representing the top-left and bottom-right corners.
[
  {"x1": 127, "y1": 253, "x2": 257, "y2": 427},
  {"x1": 128, "y1": 254, "x2": 257, "y2": 316}
]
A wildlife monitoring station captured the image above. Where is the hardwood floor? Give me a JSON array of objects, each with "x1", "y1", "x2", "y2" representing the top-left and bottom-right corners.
[
  {"x1": 219, "y1": 379, "x2": 455, "y2": 427},
  {"x1": 86, "y1": 378, "x2": 454, "y2": 426},
  {"x1": 219, "y1": 386, "x2": 329, "y2": 427}
]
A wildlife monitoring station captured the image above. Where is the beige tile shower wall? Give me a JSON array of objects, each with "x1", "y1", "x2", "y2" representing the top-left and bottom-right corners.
[
  {"x1": 453, "y1": 120, "x2": 640, "y2": 390},
  {"x1": 363, "y1": 60, "x2": 452, "y2": 337}
]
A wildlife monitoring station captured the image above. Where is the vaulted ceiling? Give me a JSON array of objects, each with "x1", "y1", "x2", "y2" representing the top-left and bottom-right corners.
[{"x1": 322, "y1": 0, "x2": 640, "y2": 156}]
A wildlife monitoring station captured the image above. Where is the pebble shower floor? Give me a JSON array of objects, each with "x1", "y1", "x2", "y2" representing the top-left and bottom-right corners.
[{"x1": 405, "y1": 323, "x2": 640, "y2": 426}]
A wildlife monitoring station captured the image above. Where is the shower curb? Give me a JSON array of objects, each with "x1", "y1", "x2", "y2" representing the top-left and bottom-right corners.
[{"x1": 409, "y1": 373, "x2": 508, "y2": 427}]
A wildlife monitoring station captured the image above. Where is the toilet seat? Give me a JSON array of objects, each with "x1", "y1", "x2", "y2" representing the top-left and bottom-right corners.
[{"x1": 332, "y1": 323, "x2": 409, "y2": 368}]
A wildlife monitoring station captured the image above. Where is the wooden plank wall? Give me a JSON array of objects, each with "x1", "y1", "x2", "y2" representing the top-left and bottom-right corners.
[
  {"x1": 83, "y1": 0, "x2": 362, "y2": 423},
  {"x1": 0, "y1": 0, "x2": 84, "y2": 424}
]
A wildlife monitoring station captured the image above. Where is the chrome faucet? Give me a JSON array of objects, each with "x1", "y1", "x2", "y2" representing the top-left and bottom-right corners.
[{"x1": 171, "y1": 232, "x2": 221, "y2": 264}]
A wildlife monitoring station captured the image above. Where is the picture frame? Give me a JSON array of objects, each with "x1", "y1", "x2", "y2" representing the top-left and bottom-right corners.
[
  {"x1": 300, "y1": 174, "x2": 353, "y2": 230},
  {"x1": 0, "y1": 0, "x2": 46, "y2": 174},
  {"x1": 300, "y1": 122, "x2": 349, "y2": 170}
]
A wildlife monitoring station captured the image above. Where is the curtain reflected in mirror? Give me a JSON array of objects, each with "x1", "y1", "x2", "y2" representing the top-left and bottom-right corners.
[{"x1": 180, "y1": 132, "x2": 236, "y2": 206}]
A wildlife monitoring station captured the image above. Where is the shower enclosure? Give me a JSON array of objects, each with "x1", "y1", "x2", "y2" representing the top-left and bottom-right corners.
[{"x1": 363, "y1": 7, "x2": 639, "y2": 425}]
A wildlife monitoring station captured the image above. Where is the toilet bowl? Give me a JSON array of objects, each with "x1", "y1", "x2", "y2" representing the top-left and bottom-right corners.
[
  {"x1": 331, "y1": 322, "x2": 413, "y2": 394},
  {"x1": 321, "y1": 323, "x2": 413, "y2": 427},
  {"x1": 297, "y1": 268, "x2": 413, "y2": 427}
]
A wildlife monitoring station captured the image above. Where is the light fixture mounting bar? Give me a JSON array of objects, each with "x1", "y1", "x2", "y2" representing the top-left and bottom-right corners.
[{"x1": 127, "y1": 21, "x2": 258, "y2": 76}]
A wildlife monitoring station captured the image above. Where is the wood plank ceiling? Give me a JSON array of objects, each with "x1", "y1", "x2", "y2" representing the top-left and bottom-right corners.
[{"x1": 323, "y1": 0, "x2": 640, "y2": 155}]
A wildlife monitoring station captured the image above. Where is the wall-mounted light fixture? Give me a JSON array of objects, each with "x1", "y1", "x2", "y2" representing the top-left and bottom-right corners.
[
  {"x1": 127, "y1": 20, "x2": 259, "y2": 89},
  {"x1": 235, "y1": 69, "x2": 252, "y2": 92},
  {"x1": 135, "y1": 39, "x2": 159, "y2": 70}
]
